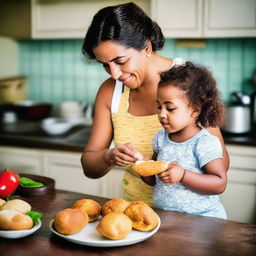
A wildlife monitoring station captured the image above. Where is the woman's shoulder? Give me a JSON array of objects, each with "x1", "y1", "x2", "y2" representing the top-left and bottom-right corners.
[
  {"x1": 93, "y1": 77, "x2": 117, "y2": 112},
  {"x1": 95, "y1": 78, "x2": 115, "y2": 101},
  {"x1": 98, "y1": 77, "x2": 116, "y2": 94}
]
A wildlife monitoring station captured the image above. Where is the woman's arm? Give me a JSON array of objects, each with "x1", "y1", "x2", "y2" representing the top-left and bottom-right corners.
[
  {"x1": 81, "y1": 79, "x2": 141, "y2": 178},
  {"x1": 81, "y1": 79, "x2": 115, "y2": 178},
  {"x1": 206, "y1": 127, "x2": 229, "y2": 171}
]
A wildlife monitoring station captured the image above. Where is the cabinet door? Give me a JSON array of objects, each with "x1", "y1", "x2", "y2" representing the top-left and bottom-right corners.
[
  {"x1": 220, "y1": 169, "x2": 256, "y2": 224},
  {"x1": 204, "y1": 0, "x2": 256, "y2": 37},
  {"x1": 100, "y1": 167, "x2": 125, "y2": 199},
  {"x1": 220, "y1": 145, "x2": 256, "y2": 224},
  {"x1": 0, "y1": 146, "x2": 44, "y2": 175},
  {"x1": 151, "y1": 0, "x2": 203, "y2": 38},
  {"x1": 31, "y1": 0, "x2": 150, "y2": 39},
  {"x1": 44, "y1": 150, "x2": 104, "y2": 196}
]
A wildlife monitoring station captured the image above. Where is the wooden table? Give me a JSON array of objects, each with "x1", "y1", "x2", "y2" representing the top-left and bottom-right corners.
[{"x1": 1, "y1": 190, "x2": 256, "y2": 256}]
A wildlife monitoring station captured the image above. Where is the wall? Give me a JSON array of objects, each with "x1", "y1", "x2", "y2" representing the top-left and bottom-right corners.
[{"x1": 19, "y1": 38, "x2": 256, "y2": 105}]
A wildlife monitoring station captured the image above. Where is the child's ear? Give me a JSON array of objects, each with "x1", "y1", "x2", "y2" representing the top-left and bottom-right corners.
[{"x1": 191, "y1": 107, "x2": 201, "y2": 118}]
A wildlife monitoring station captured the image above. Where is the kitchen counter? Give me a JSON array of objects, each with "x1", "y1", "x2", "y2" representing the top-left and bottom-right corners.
[
  {"x1": 0, "y1": 121, "x2": 256, "y2": 152},
  {"x1": 221, "y1": 130, "x2": 256, "y2": 147},
  {"x1": 1, "y1": 190, "x2": 255, "y2": 256},
  {"x1": 0, "y1": 120, "x2": 91, "y2": 152}
]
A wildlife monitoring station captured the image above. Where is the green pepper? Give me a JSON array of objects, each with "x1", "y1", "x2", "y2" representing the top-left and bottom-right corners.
[{"x1": 20, "y1": 177, "x2": 44, "y2": 188}]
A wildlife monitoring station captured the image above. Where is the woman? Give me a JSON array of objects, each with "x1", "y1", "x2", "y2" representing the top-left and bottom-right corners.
[{"x1": 81, "y1": 2, "x2": 229, "y2": 206}]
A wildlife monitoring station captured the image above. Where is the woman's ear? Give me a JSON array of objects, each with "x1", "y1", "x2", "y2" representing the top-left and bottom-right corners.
[{"x1": 145, "y1": 41, "x2": 152, "y2": 57}]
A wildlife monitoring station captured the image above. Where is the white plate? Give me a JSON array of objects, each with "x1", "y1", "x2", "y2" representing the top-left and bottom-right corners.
[
  {"x1": 0, "y1": 220, "x2": 41, "y2": 239},
  {"x1": 49, "y1": 215, "x2": 160, "y2": 247}
]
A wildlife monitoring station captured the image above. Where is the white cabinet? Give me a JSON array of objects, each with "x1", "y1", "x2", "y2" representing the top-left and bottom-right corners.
[
  {"x1": 220, "y1": 145, "x2": 256, "y2": 224},
  {"x1": 1, "y1": 0, "x2": 255, "y2": 39},
  {"x1": 0, "y1": 0, "x2": 150, "y2": 39},
  {"x1": 43, "y1": 150, "x2": 102, "y2": 196},
  {"x1": 100, "y1": 167, "x2": 125, "y2": 199},
  {"x1": 204, "y1": 0, "x2": 256, "y2": 37},
  {"x1": 0, "y1": 146, "x2": 44, "y2": 175},
  {"x1": 151, "y1": 0, "x2": 203, "y2": 38},
  {"x1": 1, "y1": 144, "x2": 256, "y2": 223},
  {"x1": 151, "y1": 0, "x2": 256, "y2": 38},
  {"x1": 0, "y1": 145, "x2": 125, "y2": 199},
  {"x1": 32, "y1": 0, "x2": 150, "y2": 39}
]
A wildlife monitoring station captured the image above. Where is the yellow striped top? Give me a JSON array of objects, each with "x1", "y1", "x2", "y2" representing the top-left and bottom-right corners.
[{"x1": 112, "y1": 85, "x2": 162, "y2": 206}]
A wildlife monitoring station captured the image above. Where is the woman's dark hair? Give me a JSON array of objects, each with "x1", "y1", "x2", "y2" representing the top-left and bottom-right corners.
[
  {"x1": 158, "y1": 62, "x2": 224, "y2": 127},
  {"x1": 82, "y1": 2, "x2": 165, "y2": 59}
]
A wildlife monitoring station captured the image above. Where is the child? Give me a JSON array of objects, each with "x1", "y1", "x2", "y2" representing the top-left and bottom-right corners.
[{"x1": 142, "y1": 61, "x2": 227, "y2": 219}]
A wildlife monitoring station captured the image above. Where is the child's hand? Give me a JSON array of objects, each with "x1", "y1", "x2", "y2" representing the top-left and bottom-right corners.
[{"x1": 158, "y1": 162, "x2": 185, "y2": 185}]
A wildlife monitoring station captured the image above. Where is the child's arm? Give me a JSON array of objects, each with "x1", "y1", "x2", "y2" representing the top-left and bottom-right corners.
[
  {"x1": 158, "y1": 159, "x2": 227, "y2": 194},
  {"x1": 181, "y1": 158, "x2": 227, "y2": 194}
]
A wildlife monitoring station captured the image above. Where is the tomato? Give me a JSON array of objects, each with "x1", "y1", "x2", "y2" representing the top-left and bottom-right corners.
[{"x1": 0, "y1": 170, "x2": 20, "y2": 198}]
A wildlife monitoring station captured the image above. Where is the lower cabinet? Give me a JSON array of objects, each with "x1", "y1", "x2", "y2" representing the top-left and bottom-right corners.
[
  {"x1": 0, "y1": 146, "x2": 44, "y2": 175},
  {"x1": 220, "y1": 145, "x2": 256, "y2": 224},
  {"x1": 1, "y1": 144, "x2": 256, "y2": 223},
  {"x1": 0, "y1": 146, "x2": 125, "y2": 199}
]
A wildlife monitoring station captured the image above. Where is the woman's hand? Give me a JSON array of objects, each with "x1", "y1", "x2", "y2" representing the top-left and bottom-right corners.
[
  {"x1": 106, "y1": 143, "x2": 143, "y2": 167},
  {"x1": 158, "y1": 162, "x2": 185, "y2": 185}
]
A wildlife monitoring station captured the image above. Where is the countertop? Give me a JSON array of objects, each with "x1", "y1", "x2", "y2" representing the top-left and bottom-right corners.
[
  {"x1": 0, "y1": 120, "x2": 91, "y2": 152},
  {"x1": 0, "y1": 120, "x2": 256, "y2": 152},
  {"x1": 1, "y1": 190, "x2": 255, "y2": 256}
]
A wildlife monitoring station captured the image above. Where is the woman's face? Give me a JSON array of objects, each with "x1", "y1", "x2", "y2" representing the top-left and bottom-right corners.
[
  {"x1": 157, "y1": 85, "x2": 198, "y2": 134},
  {"x1": 93, "y1": 40, "x2": 149, "y2": 89}
]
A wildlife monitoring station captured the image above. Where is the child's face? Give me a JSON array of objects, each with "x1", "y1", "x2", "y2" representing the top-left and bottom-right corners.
[{"x1": 157, "y1": 85, "x2": 198, "y2": 134}]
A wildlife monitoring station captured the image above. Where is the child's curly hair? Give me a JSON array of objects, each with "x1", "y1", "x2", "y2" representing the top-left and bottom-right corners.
[{"x1": 158, "y1": 61, "x2": 224, "y2": 127}]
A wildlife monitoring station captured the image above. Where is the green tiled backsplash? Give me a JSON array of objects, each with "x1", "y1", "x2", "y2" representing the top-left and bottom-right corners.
[{"x1": 19, "y1": 38, "x2": 256, "y2": 105}]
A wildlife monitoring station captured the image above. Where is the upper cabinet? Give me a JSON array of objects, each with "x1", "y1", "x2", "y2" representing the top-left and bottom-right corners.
[
  {"x1": 0, "y1": 0, "x2": 255, "y2": 39},
  {"x1": 151, "y1": 0, "x2": 256, "y2": 38},
  {"x1": 31, "y1": 0, "x2": 150, "y2": 39},
  {"x1": 204, "y1": 0, "x2": 256, "y2": 37},
  {"x1": 151, "y1": 0, "x2": 204, "y2": 38},
  {"x1": 0, "y1": 0, "x2": 150, "y2": 39}
]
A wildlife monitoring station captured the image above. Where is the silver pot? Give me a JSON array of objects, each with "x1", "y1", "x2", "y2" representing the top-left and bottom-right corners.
[{"x1": 222, "y1": 105, "x2": 251, "y2": 134}]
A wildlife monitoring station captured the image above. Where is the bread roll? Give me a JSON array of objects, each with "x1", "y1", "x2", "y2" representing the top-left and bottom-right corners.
[
  {"x1": 0, "y1": 199, "x2": 6, "y2": 207},
  {"x1": 54, "y1": 208, "x2": 89, "y2": 235},
  {"x1": 72, "y1": 199, "x2": 101, "y2": 222},
  {"x1": 0, "y1": 199, "x2": 31, "y2": 213},
  {"x1": 97, "y1": 212, "x2": 132, "y2": 240},
  {"x1": 101, "y1": 198, "x2": 130, "y2": 216},
  {"x1": 131, "y1": 160, "x2": 168, "y2": 176},
  {"x1": 0, "y1": 209, "x2": 33, "y2": 230},
  {"x1": 124, "y1": 201, "x2": 158, "y2": 232}
]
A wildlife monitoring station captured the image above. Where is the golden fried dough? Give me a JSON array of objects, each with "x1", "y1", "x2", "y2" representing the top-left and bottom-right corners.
[
  {"x1": 0, "y1": 209, "x2": 33, "y2": 230},
  {"x1": 101, "y1": 198, "x2": 130, "y2": 216},
  {"x1": 97, "y1": 212, "x2": 132, "y2": 240},
  {"x1": 0, "y1": 199, "x2": 6, "y2": 207},
  {"x1": 124, "y1": 201, "x2": 158, "y2": 232},
  {"x1": 0, "y1": 199, "x2": 31, "y2": 213},
  {"x1": 72, "y1": 199, "x2": 101, "y2": 222},
  {"x1": 54, "y1": 208, "x2": 88, "y2": 235},
  {"x1": 130, "y1": 160, "x2": 168, "y2": 176}
]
